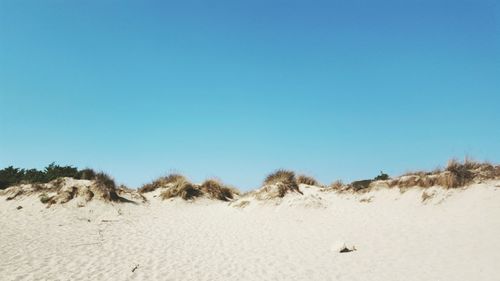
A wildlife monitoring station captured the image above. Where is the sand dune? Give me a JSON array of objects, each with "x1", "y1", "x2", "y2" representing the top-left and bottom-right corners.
[{"x1": 1, "y1": 179, "x2": 500, "y2": 281}]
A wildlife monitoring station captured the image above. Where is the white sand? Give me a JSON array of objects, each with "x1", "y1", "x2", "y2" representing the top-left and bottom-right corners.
[{"x1": 1, "y1": 181, "x2": 500, "y2": 281}]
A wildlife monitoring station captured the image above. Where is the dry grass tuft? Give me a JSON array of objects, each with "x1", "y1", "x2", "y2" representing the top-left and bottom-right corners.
[
  {"x1": 93, "y1": 172, "x2": 120, "y2": 201},
  {"x1": 443, "y1": 159, "x2": 475, "y2": 188},
  {"x1": 297, "y1": 175, "x2": 319, "y2": 186},
  {"x1": 139, "y1": 174, "x2": 186, "y2": 193},
  {"x1": 418, "y1": 176, "x2": 437, "y2": 188},
  {"x1": 200, "y1": 179, "x2": 238, "y2": 201},
  {"x1": 263, "y1": 170, "x2": 301, "y2": 196},
  {"x1": 150, "y1": 176, "x2": 239, "y2": 201},
  {"x1": 252, "y1": 170, "x2": 303, "y2": 199},
  {"x1": 160, "y1": 179, "x2": 201, "y2": 200},
  {"x1": 328, "y1": 180, "x2": 345, "y2": 191},
  {"x1": 264, "y1": 170, "x2": 295, "y2": 185}
]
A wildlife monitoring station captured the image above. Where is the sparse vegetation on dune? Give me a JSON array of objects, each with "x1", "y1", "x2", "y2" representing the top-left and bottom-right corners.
[
  {"x1": 387, "y1": 158, "x2": 498, "y2": 189},
  {"x1": 0, "y1": 163, "x2": 113, "y2": 190},
  {"x1": 329, "y1": 180, "x2": 345, "y2": 191},
  {"x1": 264, "y1": 170, "x2": 295, "y2": 186},
  {"x1": 157, "y1": 177, "x2": 239, "y2": 201},
  {"x1": 1, "y1": 158, "x2": 499, "y2": 203},
  {"x1": 255, "y1": 170, "x2": 303, "y2": 199},
  {"x1": 297, "y1": 175, "x2": 319, "y2": 186},
  {"x1": 139, "y1": 174, "x2": 186, "y2": 193},
  {"x1": 76, "y1": 168, "x2": 97, "y2": 180},
  {"x1": 323, "y1": 158, "x2": 500, "y2": 193},
  {"x1": 94, "y1": 172, "x2": 120, "y2": 202},
  {"x1": 200, "y1": 179, "x2": 239, "y2": 201},
  {"x1": 160, "y1": 179, "x2": 201, "y2": 200},
  {"x1": 0, "y1": 164, "x2": 131, "y2": 206}
]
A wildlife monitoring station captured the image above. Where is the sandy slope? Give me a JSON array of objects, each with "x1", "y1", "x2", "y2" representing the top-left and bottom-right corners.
[{"x1": 1, "y1": 181, "x2": 500, "y2": 281}]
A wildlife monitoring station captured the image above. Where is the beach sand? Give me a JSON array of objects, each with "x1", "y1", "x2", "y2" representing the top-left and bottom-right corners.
[{"x1": 1, "y1": 181, "x2": 499, "y2": 280}]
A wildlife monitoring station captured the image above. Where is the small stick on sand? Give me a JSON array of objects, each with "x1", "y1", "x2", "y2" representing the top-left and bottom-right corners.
[{"x1": 132, "y1": 264, "x2": 139, "y2": 272}]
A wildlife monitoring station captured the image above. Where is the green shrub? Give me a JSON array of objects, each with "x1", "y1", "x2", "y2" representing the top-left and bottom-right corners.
[
  {"x1": 374, "y1": 171, "x2": 389, "y2": 181},
  {"x1": 0, "y1": 166, "x2": 25, "y2": 189},
  {"x1": 350, "y1": 180, "x2": 373, "y2": 191},
  {"x1": 23, "y1": 169, "x2": 46, "y2": 183},
  {"x1": 44, "y1": 162, "x2": 78, "y2": 182},
  {"x1": 0, "y1": 163, "x2": 101, "y2": 189}
]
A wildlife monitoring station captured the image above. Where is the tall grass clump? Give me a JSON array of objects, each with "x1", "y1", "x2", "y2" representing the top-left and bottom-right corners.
[
  {"x1": 160, "y1": 178, "x2": 201, "y2": 200},
  {"x1": 139, "y1": 174, "x2": 186, "y2": 193},
  {"x1": 92, "y1": 172, "x2": 119, "y2": 201},
  {"x1": 200, "y1": 179, "x2": 238, "y2": 201},
  {"x1": 297, "y1": 175, "x2": 319, "y2": 186},
  {"x1": 440, "y1": 158, "x2": 475, "y2": 188},
  {"x1": 262, "y1": 169, "x2": 301, "y2": 197}
]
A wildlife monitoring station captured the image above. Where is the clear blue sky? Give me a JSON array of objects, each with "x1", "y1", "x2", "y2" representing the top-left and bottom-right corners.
[{"x1": 1, "y1": 0, "x2": 499, "y2": 190}]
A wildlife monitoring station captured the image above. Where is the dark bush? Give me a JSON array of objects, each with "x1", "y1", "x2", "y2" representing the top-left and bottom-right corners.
[
  {"x1": 374, "y1": 171, "x2": 389, "y2": 181},
  {"x1": 0, "y1": 163, "x2": 100, "y2": 189},
  {"x1": 24, "y1": 169, "x2": 46, "y2": 183},
  {"x1": 76, "y1": 168, "x2": 97, "y2": 180},
  {"x1": 0, "y1": 166, "x2": 25, "y2": 189},
  {"x1": 351, "y1": 180, "x2": 373, "y2": 191},
  {"x1": 44, "y1": 163, "x2": 79, "y2": 182},
  {"x1": 95, "y1": 172, "x2": 116, "y2": 190}
]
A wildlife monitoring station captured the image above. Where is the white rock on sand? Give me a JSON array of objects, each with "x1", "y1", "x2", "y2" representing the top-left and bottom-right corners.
[{"x1": 1, "y1": 181, "x2": 500, "y2": 281}]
